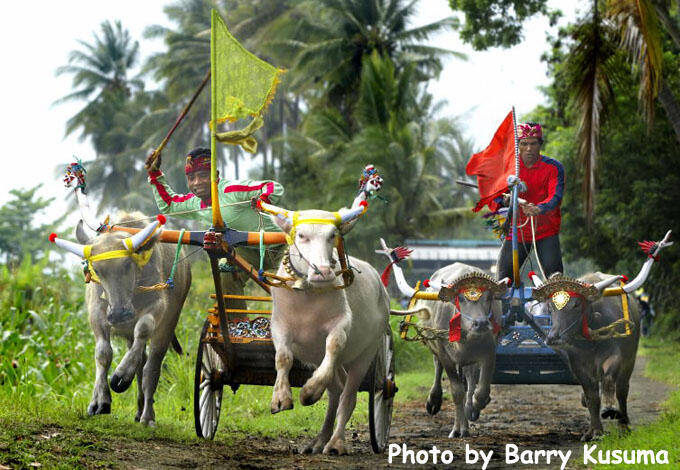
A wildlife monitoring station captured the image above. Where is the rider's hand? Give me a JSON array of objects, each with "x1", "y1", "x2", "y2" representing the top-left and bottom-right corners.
[
  {"x1": 250, "y1": 196, "x2": 262, "y2": 211},
  {"x1": 145, "y1": 151, "x2": 162, "y2": 171},
  {"x1": 520, "y1": 202, "x2": 541, "y2": 217}
]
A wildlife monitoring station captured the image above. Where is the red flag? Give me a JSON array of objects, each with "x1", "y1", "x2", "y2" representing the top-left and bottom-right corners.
[{"x1": 466, "y1": 111, "x2": 516, "y2": 212}]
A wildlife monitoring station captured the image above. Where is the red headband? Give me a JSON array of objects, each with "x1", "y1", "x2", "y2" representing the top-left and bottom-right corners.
[
  {"x1": 185, "y1": 155, "x2": 211, "y2": 175},
  {"x1": 517, "y1": 123, "x2": 543, "y2": 140}
]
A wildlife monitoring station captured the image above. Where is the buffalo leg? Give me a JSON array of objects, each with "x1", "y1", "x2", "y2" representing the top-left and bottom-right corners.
[
  {"x1": 134, "y1": 348, "x2": 147, "y2": 422},
  {"x1": 436, "y1": 347, "x2": 468, "y2": 437},
  {"x1": 88, "y1": 332, "x2": 113, "y2": 416},
  {"x1": 300, "y1": 319, "x2": 349, "y2": 406},
  {"x1": 573, "y1": 366, "x2": 603, "y2": 441},
  {"x1": 323, "y1": 352, "x2": 373, "y2": 455},
  {"x1": 427, "y1": 356, "x2": 443, "y2": 415},
  {"x1": 271, "y1": 335, "x2": 294, "y2": 413},
  {"x1": 110, "y1": 314, "x2": 155, "y2": 394},
  {"x1": 139, "y1": 339, "x2": 170, "y2": 427},
  {"x1": 303, "y1": 375, "x2": 343, "y2": 454}
]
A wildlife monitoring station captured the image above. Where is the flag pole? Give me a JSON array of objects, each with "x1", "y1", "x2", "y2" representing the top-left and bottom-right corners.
[
  {"x1": 211, "y1": 10, "x2": 224, "y2": 230},
  {"x1": 511, "y1": 107, "x2": 520, "y2": 287}
]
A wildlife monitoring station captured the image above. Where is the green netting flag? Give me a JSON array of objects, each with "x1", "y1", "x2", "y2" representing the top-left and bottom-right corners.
[{"x1": 211, "y1": 9, "x2": 284, "y2": 153}]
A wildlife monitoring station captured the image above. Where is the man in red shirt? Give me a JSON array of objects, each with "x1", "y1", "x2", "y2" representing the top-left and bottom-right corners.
[{"x1": 496, "y1": 122, "x2": 565, "y2": 281}]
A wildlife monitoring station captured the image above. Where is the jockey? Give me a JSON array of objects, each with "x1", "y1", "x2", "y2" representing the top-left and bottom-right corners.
[
  {"x1": 496, "y1": 122, "x2": 565, "y2": 280},
  {"x1": 145, "y1": 147, "x2": 285, "y2": 317}
]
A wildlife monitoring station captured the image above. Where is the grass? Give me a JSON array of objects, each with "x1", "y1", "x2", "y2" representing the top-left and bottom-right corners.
[
  {"x1": 577, "y1": 337, "x2": 680, "y2": 469},
  {"x1": 0, "y1": 256, "x2": 432, "y2": 468}
]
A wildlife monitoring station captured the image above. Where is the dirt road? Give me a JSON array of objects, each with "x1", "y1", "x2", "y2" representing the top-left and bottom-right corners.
[{"x1": 79, "y1": 356, "x2": 668, "y2": 470}]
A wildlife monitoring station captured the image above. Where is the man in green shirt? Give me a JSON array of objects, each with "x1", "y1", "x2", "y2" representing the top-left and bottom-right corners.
[{"x1": 145, "y1": 147, "x2": 284, "y2": 314}]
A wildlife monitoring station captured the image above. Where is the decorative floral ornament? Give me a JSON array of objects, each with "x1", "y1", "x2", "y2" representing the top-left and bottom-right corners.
[
  {"x1": 64, "y1": 159, "x2": 87, "y2": 192},
  {"x1": 463, "y1": 287, "x2": 483, "y2": 302},
  {"x1": 551, "y1": 290, "x2": 571, "y2": 310}
]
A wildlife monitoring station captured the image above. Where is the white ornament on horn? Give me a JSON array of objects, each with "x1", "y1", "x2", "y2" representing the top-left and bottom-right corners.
[
  {"x1": 52, "y1": 236, "x2": 87, "y2": 258},
  {"x1": 338, "y1": 204, "x2": 366, "y2": 223},
  {"x1": 125, "y1": 219, "x2": 163, "y2": 251},
  {"x1": 621, "y1": 230, "x2": 674, "y2": 293},
  {"x1": 376, "y1": 238, "x2": 415, "y2": 297},
  {"x1": 593, "y1": 275, "x2": 623, "y2": 291}
]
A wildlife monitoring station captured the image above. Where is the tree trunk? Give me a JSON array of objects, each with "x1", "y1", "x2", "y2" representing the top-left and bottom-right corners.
[
  {"x1": 658, "y1": 79, "x2": 680, "y2": 145},
  {"x1": 653, "y1": 0, "x2": 680, "y2": 49}
]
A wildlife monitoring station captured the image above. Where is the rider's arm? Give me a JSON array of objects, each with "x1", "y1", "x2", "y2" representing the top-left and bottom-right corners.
[
  {"x1": 147, "y1": 170, "x2": 202, "y2": 219},
  {"x1": 536, "y1": 158, "x2": 565, "y2": 214},
  {"x1": 220, "y1": 178, "x2": 284, "y2": 204}
]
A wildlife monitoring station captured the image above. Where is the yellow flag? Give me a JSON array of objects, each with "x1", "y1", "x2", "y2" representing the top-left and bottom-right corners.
[{"x1": 211, "y1": 9, "x2": 284, "y2": 126}]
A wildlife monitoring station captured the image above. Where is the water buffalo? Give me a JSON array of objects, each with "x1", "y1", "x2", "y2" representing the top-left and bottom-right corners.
[
  {"x1": 532, "y1": 231, "x2": 672, "y2": 440},
  {"x1": 379, "y1": 241, "x2": 508, "y2": 437},
  {"x1": 50, "y1": 212, "x2": 191, "y2": 426},
  {"x1": 256, "y1": 193, "x2": 390, "y2": 455}
]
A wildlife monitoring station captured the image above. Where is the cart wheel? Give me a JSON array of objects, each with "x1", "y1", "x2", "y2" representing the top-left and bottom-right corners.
[
  {"x1": 368, "y1": 331, "x2": 396, "y2": 453},
  {"x1": 194, "y1": 320, "x2": 224, "y2": 439}
]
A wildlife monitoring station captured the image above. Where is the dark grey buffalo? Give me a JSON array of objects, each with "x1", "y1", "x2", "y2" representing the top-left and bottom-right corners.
[
  {"x1": 533, "y1": 230, "x2": 672, "y2": 440},
  {"x1": 381, "y1": 241, "x2": 507, "y2": 437},
  {"x1": 51, "y1": 212, "x2": 191, "y2": 426}
]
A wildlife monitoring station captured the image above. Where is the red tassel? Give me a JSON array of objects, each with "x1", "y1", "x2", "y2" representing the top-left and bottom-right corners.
[
  {"x1": 490, "y1": 316, "x2": 501, "y2": 335},
  {"x1": 449, "y1": 312, "x2": 462, "y2": 342},
  {"x1": 157, "y1": 214, "x2": 167, "y2": 225},
  {"x1": 423, "y1": 279, "x2": 431, "y2": 288},
  {"x1": 528, "y1": 270, "x2": 536, "y2": 278},
  {"x1": 48, "y1": 233, "x2": 57, "y2": 243},
  {"x1": 621, "y1": 275, "x2": 629, "y2": 283},
  {"x1": 359, "y1": 200, "x2": 368, "y2": 207},
  {"x1": 582, "y1": 312, "x2": 591, "y2": 340},
  {"x1": 380, "y1": 262, "x2": 393, "y2": 287}
]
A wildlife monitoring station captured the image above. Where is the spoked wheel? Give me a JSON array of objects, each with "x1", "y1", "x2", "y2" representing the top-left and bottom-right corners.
[
  {"x1": 194, "y1": 320, "x2": 224, "y2": 439},
  {"x1": 368, "y1": 331, "x2": 396, "y2": 453}
]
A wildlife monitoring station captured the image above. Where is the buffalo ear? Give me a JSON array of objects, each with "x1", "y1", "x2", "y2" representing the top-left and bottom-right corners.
[{"x1": 75, "y1": 219, "x2": 94, "y2": 244}]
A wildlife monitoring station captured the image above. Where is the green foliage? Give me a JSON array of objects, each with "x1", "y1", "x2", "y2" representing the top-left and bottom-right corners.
[
  {"x1": 448, "y1": 0, "x2": 558, "y2": 50},
  {"x1": 0, "y1": 186, "x2": 64, "y2": 267}
]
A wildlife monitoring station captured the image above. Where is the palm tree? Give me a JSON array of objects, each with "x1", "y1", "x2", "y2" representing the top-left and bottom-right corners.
[
  {"x1": 55, "y1": 20, "x2": 155, "y2": 213},
  {"x1": 55, "y1": 20, "x2": 143, "y2": 141},
  {"x1": 562, "y1": 0, "x2": 680, "y2": 222},
  {"x1": 278, "y1": 0, "x2": 463, "y2": 127}
]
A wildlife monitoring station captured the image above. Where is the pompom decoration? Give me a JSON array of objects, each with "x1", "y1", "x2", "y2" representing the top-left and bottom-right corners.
[
  {"x1": 359, "y1": 200, "x2": 368, "y2": 207},
  {"x1": 49, "y1": 233, "x2": 58, "y2": 243},
  {"x1": 423, "y1": 279, "x2": 431, "y2": 288},
  {"x1": 157, "y1": 214, "x2": 167, "y2": 225},
  {"x1": 621, "y1": 275, "x2": 629, "y2": 283},
  {"x1": 528, "y1": 271, "x2": 536, "y2": 278}
]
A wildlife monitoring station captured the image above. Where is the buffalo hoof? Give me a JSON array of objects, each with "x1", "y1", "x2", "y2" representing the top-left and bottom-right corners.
[
  {"x1": 302, "y1": 438, "x2": 326, "y2": 455},
  {"x1": 110, "y1": 373, "x2": 133, "y2": 393},
  {"x1": 426, "y1": 396, "x2": 442, "y2": 416},
  {"x1": 300, "y1": 383, "x2": 325, "y2": 407},
  {"x1": 601, "y1": 407, "x2": 622, "y2": 420},
  {"x1": 465, "y1": 404, "x2": 480, "y2": 422},
  {"x1": 448, "y1": 428, "x2": 470, "y2": 438},
  {"x1": 87, "y1": 402, "x2": 111, "y2": 416},
  {"x1": 580, "y1": 428, "x2": 604, "y2": 442},
  {"x1": 322, "y1": 438, "x2": 347, "y2": 455}
]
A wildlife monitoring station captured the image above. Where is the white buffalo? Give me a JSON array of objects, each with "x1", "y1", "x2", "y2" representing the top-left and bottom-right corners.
[{"x1": 256, "y1": 193, "x2": 389, "y2": 455}]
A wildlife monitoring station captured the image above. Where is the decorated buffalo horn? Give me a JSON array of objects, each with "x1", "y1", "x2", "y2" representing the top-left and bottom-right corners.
[
  {"x1": 49, "y1": 233, "x2": 87, "y2": 258},
  {"x1": 593, "y1": 275, "x2": 623, "y2": 291},
  {"x1": 124, "y1": 216, "x2": 165, "y2": 251},
  {"x1": 258, "y1": 200, "x2": 294, "y2": 224},
  {"x1": 74, "y1": 188, "x2": 106, "y2": 232},
  {"x1": 338, "y1": 203, "x2": 367, "y2": 223}
]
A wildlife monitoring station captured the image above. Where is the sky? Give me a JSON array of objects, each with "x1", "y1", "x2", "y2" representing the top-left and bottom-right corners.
[{"x1": 0, "y1": 0, "x2": 579, "y2": 225}]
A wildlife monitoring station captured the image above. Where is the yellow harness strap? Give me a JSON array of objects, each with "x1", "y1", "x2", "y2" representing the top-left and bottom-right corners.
[
  {"x1": 84, "y1": 241, "x2": 154, "y2": 283},
  {"x1": 286, "y1": 212, "x2": 342, "y2": 245},
  {"x1": 620, "y1": 280, "x2": 632, "y2": 336}
]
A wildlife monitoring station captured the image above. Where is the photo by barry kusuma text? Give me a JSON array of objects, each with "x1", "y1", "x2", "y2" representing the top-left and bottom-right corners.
[{"x1": 387, "y1": 442, "x2": 670, "y2": 468}]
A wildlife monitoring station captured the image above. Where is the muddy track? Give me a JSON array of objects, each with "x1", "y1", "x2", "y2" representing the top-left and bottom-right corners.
[{"x1": 77, "y1": 356, "x2": 669, "y2": 470}]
